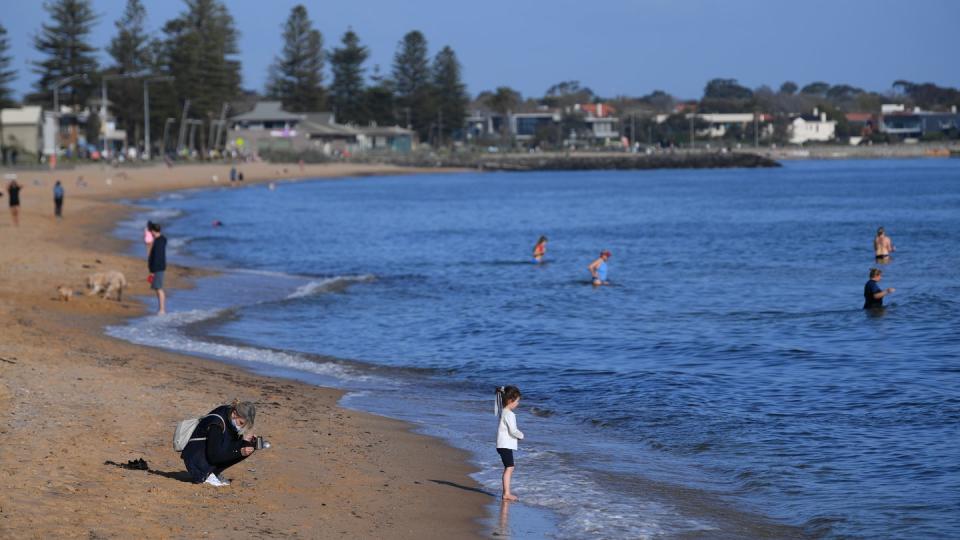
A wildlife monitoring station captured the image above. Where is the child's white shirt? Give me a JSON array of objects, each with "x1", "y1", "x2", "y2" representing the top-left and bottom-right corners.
[{"x1": 497, "y1": 408, "x2": 524, "y2": 450}]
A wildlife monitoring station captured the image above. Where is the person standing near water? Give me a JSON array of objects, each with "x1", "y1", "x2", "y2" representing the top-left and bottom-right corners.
[
  {"x1": 495, "y1": 385, "x2": 524, "y2": 501},
  {"x1": 532, "y1": 235, "x2": 548, "y2": 263},
  {"x1": 864, "y1": 268, "x2": 895, "y2": 310},
  {"x1": 874, "y1": 227, "x2": 895, "y2": 263},
  {"x1": 53, "y1": 181, "x2": 64, "y2": 218},
  {"x1": 7, "y1": 179, "x2": 21, "y2": 226},
  {"x1": 148, "y1": 222, "x2": 167, "y2": 315},
  {"x1": 588, "y1": 250, "x2": 612, "y2": 286}
]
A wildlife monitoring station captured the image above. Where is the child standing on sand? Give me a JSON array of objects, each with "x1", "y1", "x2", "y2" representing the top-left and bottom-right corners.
[{"x1": 495, "y1": 385, "x2": 524, "y2": 501}]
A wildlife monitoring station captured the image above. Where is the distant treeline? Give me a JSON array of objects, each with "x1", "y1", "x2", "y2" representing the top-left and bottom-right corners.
[{"x1": 0, "y1": 1, "x2": 957, "y2": 151}]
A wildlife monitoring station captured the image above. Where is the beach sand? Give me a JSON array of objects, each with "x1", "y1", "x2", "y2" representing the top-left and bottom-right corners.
[{"x1": 0, "y1": 162, "x2": 490, "y2": 538}]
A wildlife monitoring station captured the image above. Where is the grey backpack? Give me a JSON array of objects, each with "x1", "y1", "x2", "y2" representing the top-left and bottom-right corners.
[{"x1": 172, "y1": 413, "x2": 225, "y2": 452}]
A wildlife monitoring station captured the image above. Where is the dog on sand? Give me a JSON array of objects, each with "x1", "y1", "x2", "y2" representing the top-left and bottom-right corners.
[
  {"x1": 86, "y1": 271, "x2": 128, "y2": 301},
  {"x1": 56, "y1": 285, "x2": 74, "y2": 302}
]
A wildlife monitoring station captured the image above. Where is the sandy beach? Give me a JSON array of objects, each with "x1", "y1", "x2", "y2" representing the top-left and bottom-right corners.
[{"x1": 0, "y1": 162, "x2": 490, "y2": 538}]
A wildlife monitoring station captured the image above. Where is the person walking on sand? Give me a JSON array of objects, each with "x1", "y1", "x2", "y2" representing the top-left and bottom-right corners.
[
  {"x1": 7, "y1": 179, "x2": 22, "y2": 226},
  {"x1": 532, "y1": 235, "x2": 548, "y2": 264},
  {"x1": 53, "y1": 181, "x2": 64, "y2": 218},
  {"x1": 495, "y1": 385, "x2": 524, "y2": 501},
  {"x1": 588, "y1": 250, "x2": 612, "y2": 286},
  {"x1": 874, "y1": 227, "x2": 895, "y2": 263},
  {"x1": 148, "y1": 222, "x2": 167, "y2": 315},
  {"x1": 864, "y1": 268, "x2": 895, "y2": 310}
]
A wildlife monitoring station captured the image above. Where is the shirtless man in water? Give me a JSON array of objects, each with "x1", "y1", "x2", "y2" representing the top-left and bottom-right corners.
[{"x1": 874, "y1": 227, "x2": 894, "y2": 263}]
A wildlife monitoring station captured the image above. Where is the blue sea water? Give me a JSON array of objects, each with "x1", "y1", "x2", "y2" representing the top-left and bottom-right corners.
[{"x1": 110, "y1": 159, "x2": 960, "y2": 538}]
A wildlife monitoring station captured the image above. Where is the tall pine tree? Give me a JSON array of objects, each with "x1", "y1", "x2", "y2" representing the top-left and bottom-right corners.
[
  {"x1": 329, "y1": 29, "x2": 368, "y2": 124},
  {"x1": 391, "y1": 31, "x2": 432, "y2": 140},
  {"x1": 0, "y1": 24, "x2": 16, "y2": 108},
  {"x1": 107, "y1": 0, "x2": 153, "y2": 145},
  {"x1": 161, "y1": 0, "x2": 241, "y2": 123},
  {"x1": 266, "y1": 4, "x2": 325, "y2": 112},
  {"x1": 364, "y1": 64, "x2": 395, "y2": 127},
  {"x1": 30, "y1": 0, "x2": 99, "y2": 109},
  {"x1": 431, "y1": 46, "x2": 467, "y2": 145}
]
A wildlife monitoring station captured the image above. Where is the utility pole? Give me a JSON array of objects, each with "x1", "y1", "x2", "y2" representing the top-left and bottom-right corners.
[
  {"x1": 161, "y1": 118, "x2": 175, "y2": 156},
  {"x1": 689, "y1": 113, "x2": 695, "y2": 149},
  {"x1": 754, "y1": 112, "x2": 759, "y2": 148},
  {"x1": 143, "y1": 75, "x2": 173, "y2": 159},
  {"x1": 437, "y1": 108, "x2": 443, "y2": 148},
  {"x1": 215, "y1": 103, "x2": 229, "y2": 151}
]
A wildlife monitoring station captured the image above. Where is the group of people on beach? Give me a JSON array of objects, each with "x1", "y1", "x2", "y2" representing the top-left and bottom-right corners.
[{"x1": 4, "y1": 178, "x2": 68, "y2": 226}]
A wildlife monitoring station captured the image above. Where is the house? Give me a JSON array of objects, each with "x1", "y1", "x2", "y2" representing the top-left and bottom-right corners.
[
  {"x1": 357, "y1": 125, "x2": 414, "y2": 153},
  {"x1": 789, "y1": 109, "x2": 836, "y2": 144},
  {"x1": 572, "y1": 103, "x2": 620, "y2": 141},
  {"x1": 1, "y1": 106, "x2": 44, "y2": 158},
  {"x1": 512, "y1": 107, "x2": 561, "y2": 141},
  {"x1": 879, "y1": 106, "x2": 960, "y2": 139},
  {"x1": 691, "y1": 113, "x2": 772, "y2": 139}
]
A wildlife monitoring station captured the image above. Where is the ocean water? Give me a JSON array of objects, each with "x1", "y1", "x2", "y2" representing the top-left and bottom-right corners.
[{"x1": 110, "y1": 159, "x2": 960, "y2": 539}]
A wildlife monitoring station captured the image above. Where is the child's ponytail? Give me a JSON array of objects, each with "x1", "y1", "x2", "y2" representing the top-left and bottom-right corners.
[{"x1": 494, "y1": 386, "x2": 505, "y2": 417}]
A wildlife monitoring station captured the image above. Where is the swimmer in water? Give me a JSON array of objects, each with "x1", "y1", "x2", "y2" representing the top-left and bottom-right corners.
[
  {"x1": 532, "y1": 235, "x2": 548, "y2": 264},
  {"x1": 863, "y1": 267, "x2": 894, "y2": 309},
  {"x1": 588, "y1": 250, "x2": 612, "y2": 286},
  {"x1": 874, "y1": 227, "x2": 894, "y2": 263}
]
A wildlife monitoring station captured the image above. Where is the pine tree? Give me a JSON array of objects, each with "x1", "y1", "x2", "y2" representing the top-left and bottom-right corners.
[
  {"x1": 266, "y1": 4, "x2": 325, "y2": 113},
  {"x1": 29, "y1": 0, "x2": 99, "y2": 109},
  {"x1": 431, "y1": 46, "x2": 467, "y2": 145},
  {"x1": 329, "y1": 29, "x2": 368, "y2": 124},
  {"x1": 0, "y1": 24, "x2": 16, "y2": 108},
  {"x1": 161, "y1": 0, "x2": 242, "y2": 122},
  {"x1": 391, "y1": 31, "x2": 432, "y2": 140},
  {"x1": 364, "y1": 65, "x2": 395, "y2": 127},
  {"x1": 107, "y1": 0, "x2": 153, "y2": 145}
]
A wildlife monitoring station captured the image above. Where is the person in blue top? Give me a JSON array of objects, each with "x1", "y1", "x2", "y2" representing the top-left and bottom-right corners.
[
  {"x1": 863, "y1": 268, "x2": 895, "y2": 309},
  {"x1": 588, "y1": 250, "x2": 612, "y2": 286},
  {"x1": 53, "y1": 180, "x2": 64, "y2": 218}
]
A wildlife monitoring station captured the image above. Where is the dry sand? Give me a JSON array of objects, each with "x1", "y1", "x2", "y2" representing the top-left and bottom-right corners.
[{"x1": 0, "y1": 162, "x2": 491, "y2": 539}]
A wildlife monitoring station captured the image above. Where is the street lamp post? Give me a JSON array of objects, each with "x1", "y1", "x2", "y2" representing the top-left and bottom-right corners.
[
  {"x1": 143, "y1": 76, "x2": 174, "y2": 160},
  {"x1": 161, "y1": 117, "x2": 175, "y2": 157}
]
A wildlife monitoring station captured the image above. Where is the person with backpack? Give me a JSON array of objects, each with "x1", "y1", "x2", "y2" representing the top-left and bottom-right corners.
[{"x1": 180, "y1": 401, "x2": 260, "y2": 486}]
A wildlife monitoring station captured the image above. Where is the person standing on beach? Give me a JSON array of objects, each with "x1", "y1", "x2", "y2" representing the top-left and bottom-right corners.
[
  {"x1": 532, "y1": 236, "x2": 548, "y2": 264},
  {"x1": 143, "y1": 221, "x2": 155, "y2": 258},
  {"x1": 7, "y1": 179, "x2": 22, "y2": 226},
  {"x1": 495, "y1": 385, "x2": 524, "y2": 501},
  {"x1": 148, "y1": 222, "x2": 167, "y2": 315},
  {"x1": 53, "y1": 181, "x2": 64, "y2": 218},
  {"x1": 874, "y1": 227, "x2": 895, "y2": 263},
  {"x1": 229, "y1": 166, "x2": 237, "y2": 182},
  {"x1": 864, "y1": 268, "x2": 895, "y2": 310},
  {"x1": 588, "y1": 250, "x2": 612, "y2": 286}
]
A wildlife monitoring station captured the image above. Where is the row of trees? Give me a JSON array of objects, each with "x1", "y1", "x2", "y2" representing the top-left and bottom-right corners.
[{"x1": 0, "y1": 0, "x2": 469, "y2": 152}]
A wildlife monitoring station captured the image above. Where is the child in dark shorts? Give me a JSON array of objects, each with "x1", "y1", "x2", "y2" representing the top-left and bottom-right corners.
[{"x1": 495, "y1": 385, "x2": 524, "y2": 501}]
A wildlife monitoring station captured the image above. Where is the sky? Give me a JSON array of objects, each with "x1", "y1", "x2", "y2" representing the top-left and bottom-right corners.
[{"x1": 3, "y1": 0, "x2": 959, "y2": 102}]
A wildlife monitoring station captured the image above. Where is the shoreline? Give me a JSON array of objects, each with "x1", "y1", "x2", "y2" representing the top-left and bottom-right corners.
[{"x1": 0, "y1": 162, "x2": 491, "y2": 538}]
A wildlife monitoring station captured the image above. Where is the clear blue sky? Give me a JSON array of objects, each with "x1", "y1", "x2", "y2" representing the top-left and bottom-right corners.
[{"x1": 3, "y1": 0, "x2": 958, "y2": 101}]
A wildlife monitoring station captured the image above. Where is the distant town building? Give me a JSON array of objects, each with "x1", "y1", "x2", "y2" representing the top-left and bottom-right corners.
[
  {"x1": 690, "y1": 112, "x2": 772, "y2": 139},
  {"x1": 1, "y1": 106, "x2": 44, "y2": 158},
  {"x1": 572, "y1": 103, "x2": 619, "y2": 142},
  {"x1": 228, "y1": 101, "x2": 415, "y2": 155},
  {"x1": 878, "y1": 105, "x2": 960, "y2": 139},
  {"x1": 789, "y1": 108, "x2": 836, "y2": 144}
]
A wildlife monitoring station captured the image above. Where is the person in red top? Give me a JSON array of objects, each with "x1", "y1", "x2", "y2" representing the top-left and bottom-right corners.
[{"x1": 532, "y1": 235, "x2": 548, "y2": 264}]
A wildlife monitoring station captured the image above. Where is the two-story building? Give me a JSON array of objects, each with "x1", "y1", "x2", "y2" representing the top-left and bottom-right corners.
[{"x1": 789, "y1": 109, "x2": 836, "y2": 144}]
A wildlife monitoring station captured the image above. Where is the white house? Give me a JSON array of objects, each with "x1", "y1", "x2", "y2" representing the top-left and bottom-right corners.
[
  {"x1": 1, "y1": 106, "x2": 44, "y2": 157},
  {"x1": 789, "y1": 109, "x2": 836, "y2": 144}
]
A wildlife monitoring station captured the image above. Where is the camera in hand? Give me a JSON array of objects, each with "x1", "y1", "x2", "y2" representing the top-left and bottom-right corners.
[{"x1": 242, "y1": 436, "x2": 271, "y2": 450}]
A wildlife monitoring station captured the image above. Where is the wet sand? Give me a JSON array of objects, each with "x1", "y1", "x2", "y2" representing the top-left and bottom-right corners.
[{"x1": 0, "y1": 162, "x2": 491, "y2": 538}]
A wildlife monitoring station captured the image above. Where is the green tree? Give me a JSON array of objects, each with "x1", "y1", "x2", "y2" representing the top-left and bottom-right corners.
[
  {"x1": 107, "y1": 0, "x2": 153, "y2": 145},
  {"x1": 703, "y1": 78, "x2": 753, "y2": 100},
  {"x1": 29, "y1": 0, "x2": 99, "y2": 108},
  {"x1": 391, "y1": 30, "x2": 432, "y2": 140},
  {"x1": 779, "y1": 81, "x2": 798, "y2": 95},
  {"x1": 363, "y1": 64, "x2": 395, "y2": 126},
  {"x1": 329, "y1": 29, "x2": 368, "y2": 124},
  {"x1": 430, "y1": 45, "x2": 467, "y2": 145},
  {"x1": 0, "y1": 24, "x2": 16, "y2": 108},
  {"x1": 800, "y1": 81, "x2": 830, "y2": 97},
  {"x1": 160, "y1": 0, "x2": 242, "y2": 148},
  {"x1": 484, "y1": 86, "x2": 521, "y2": 140},
  {"x1": 266, "y1": 4, "x2": 325, "y2": 112}
]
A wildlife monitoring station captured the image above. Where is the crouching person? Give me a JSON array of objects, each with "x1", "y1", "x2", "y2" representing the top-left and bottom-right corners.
[{"x1": 181, "y1": 400, "x2": 259, "y2": 487}]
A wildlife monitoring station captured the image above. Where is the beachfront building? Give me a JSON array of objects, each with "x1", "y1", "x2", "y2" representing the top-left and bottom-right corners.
[
  {"x1": 690, "y1": 112, "x2": 773, "y2": 140},
  {"x1": 878, "y1": 106, "x2": 960, "y2": 139},
  {"x1": 1, "y1": 106, "x2": 44, "y2": 162},
  {"x1": 228, "y1": 101, "x2": 415, "y2": 155},
  {"x1": 571, "y1": 103, "x2": 620, "y2": 143},
  {"x1": 788, "y1": 109, "x2": 836, "y2": 144}
]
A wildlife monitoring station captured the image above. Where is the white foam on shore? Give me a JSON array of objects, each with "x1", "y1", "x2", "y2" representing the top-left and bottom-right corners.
[
  {"x1": 106, "y1": 308, "x2": 365, "y2": 382},
  {"x1": 287, "y1": 275, "x2": 376, "y2": 299}
]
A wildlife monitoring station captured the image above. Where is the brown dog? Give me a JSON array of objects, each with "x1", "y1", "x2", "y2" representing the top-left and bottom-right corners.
[{"x1": 56, "y1": 285, "x2": 73, "y2": 302}]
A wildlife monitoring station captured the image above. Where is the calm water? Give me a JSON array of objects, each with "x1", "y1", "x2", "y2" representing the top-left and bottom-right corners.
[{"x1": 111, "y1": 160, "x2": 960, "y2": 538}]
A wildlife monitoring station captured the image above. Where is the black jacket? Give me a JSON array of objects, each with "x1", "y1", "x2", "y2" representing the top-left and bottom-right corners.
[
  {"x1": 180, "y1": 405, "x2": 246, "y2": 483},
  {"x1": 148, "y1": 235, "x2": 167, "y2": 273}
]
